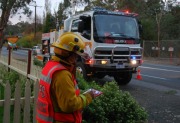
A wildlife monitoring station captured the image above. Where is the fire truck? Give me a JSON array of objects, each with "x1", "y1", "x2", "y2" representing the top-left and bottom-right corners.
[
  {"x1": 35, "y1": 31, "x2": 59, "y2": 63},
  {"x1": 61, "y1": 7, "x2": 143, "y2": 85}
]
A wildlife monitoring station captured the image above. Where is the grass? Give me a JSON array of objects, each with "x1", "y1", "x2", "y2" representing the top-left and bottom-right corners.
[
  {"x1": 165, "y1": 90, "x2": 177, "y2": 95},
  {"x1": 0, "y1": 84, "x2": 4, "y2": 123}
]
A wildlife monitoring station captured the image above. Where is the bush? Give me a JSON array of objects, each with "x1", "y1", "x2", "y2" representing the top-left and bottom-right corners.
[
  {"x1": 77, "y1": 75, "x2": 148, "y2": 123},
  {"x1": 0, "y1": 64, "x2": 34, "y2": 122},
  {"x1": 0, "y1": 64, "x2": 32, "y2": 97},
  {"x1": 16, "y1": 33, "x2": 36, "y2": 48},
  {"x1": 33, "y1": 57, "x2": 44, "y2": 67}
]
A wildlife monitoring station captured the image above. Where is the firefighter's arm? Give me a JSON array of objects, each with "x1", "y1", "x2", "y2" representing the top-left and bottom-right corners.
[{"x1": 51, "y1": 70, "x2": 92, "y2": 113}]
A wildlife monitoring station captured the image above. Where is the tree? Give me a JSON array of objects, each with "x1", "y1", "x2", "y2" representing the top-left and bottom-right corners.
[
  {"x1": 43, "y1": 13, "x2": 52, "y2": 33},
  {"x1": 57, "y1": 2, "x2": 66, "y2": 28},
  {"x1": 0, "y1": 0, "x2": 32, "y2": 49}
]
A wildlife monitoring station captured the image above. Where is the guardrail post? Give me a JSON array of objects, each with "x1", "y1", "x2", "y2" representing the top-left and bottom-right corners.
[
  {"x1": 27, "y1": 50, "x2": 32, "y2": 78},
  {"x1": 8, "y1": 48, "x2": 11, "y2": 72}
]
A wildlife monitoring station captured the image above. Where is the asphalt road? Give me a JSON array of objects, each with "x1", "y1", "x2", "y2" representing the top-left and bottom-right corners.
[
  {"x1": 1, "y1": 46, "x2": 29, "y2": 62},
  {"x1": 95, "y1": 61, "x2": 180, "y2": 97}
]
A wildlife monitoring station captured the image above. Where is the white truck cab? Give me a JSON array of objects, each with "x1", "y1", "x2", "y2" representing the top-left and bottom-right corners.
[{"x1": 63, "y1": 7, "x2": 143, "y2": 85}]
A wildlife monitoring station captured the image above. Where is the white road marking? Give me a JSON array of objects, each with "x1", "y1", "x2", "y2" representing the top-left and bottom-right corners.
[
  {"x1": 140, "y1": 66, "x2": 180, "y2": 73},
  {"x1": 141, "y1": 74, "x2": 168, "y2": 80}
]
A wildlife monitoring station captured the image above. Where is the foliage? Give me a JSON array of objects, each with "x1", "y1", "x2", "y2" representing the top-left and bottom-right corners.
[
  {"x1": 0, "y1": 64, "x2": 34, "y2": 123},
  {"x1": 43, "y1": 13, "x2": 56, "y2": 33},
  {"x1": 16, "y1": 32, "x2": 42, "y2": 48},
  {"x1": 141, "y1": 19, "x2": 157, "y2": 40},
  {"x1": 0, "y1": 0, "x2": 32, "y2": 49},
  {"x1": 77, "y1": 75, "x2": 148, "y2": 123},
  {"x1": 33, "y1": 57, "x2": 44, "y2": 67},
  {"x1": 0, "y1": 64, "x2": 28, "y2": 97},
  {"x1": 57, "y1": 2, "x2": 67, "y2": 27}
]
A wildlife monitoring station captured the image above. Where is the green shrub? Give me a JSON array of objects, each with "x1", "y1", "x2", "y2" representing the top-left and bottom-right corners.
[
  {"x1": 33, "y1": 58, "x2": 44, "y2": 67},
  {"x1": 16, "y1": 33, "x2": 36, "y2": 48},
  {"x1": 0, "y1": 65, "x2": 31, "y2": 97},
  {"x1": 0, "y1": 65, "x2": 34, "y2": 123},
  {"x1": 77, "y1": 75, "x2": 148, "y2": 123}
]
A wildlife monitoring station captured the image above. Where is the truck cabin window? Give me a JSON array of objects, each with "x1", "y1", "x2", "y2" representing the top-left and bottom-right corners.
[
  {"x1": 72, "y1": 17, "x2": 91, "y2": 40},
  {"x1": 93, "y1": 14, "x2": 140, "y2": 44},
  {"x1": 71, "y1": 19, "x2": 81, "y2": 32}
]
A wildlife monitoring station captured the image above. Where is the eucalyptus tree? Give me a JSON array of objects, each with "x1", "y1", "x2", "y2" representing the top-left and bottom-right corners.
[
  {"x1": 57, "y1": 0, "x2": 70, "y2": 24},
  {"x1": 145, "y1": 0, "x2": 178, "y2": 56},
  {"x1": 57, "y1": 0, "x2": 88, "y2": 24},
  {"x1": 0, "y1": 0, "x2": 32, "y2": 49}
]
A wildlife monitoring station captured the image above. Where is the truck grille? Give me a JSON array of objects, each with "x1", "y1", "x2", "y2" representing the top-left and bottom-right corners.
[{"x1": 94, "y1": 46, "x2": 142, "y2": 63}]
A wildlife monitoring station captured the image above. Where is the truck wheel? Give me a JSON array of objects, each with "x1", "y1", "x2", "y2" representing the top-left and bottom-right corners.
[
  {"x1": 114, "y1": 72, "x2": 132, "y2": 85},
  {"x1": 93, "y1": 73, "x2": 106, "y2": 79},
  {"x1": 76, "y1": 62, "x2": 91, "y2": 81}
]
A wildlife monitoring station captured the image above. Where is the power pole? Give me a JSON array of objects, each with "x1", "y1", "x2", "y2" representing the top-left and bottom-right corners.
[{"x1": 30, "y1": 1, "x2": 42, "y2": 42}]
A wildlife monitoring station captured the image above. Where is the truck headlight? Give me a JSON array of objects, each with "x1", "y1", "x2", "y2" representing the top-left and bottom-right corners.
[
  {"x1": 101, "y1": 60, "x2": 107, "y2": 65},
  {"x1": 131, "y1": 59, "x2": 137, "y2": 65}
]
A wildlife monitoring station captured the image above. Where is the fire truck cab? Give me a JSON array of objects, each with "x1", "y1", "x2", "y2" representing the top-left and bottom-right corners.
[{"x1": 63, "y1": 7, "x2": 143, "y2": 85}]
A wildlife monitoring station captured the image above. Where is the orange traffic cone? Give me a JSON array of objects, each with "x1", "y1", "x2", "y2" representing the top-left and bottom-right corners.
[{"x1": 136, "y1": 69, "x2": 142, "y2": 80}]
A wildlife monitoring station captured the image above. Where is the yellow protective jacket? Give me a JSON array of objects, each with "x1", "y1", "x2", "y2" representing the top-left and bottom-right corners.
[{"x1": 37, "y1": 56, "x2": 92, "y2": 123}]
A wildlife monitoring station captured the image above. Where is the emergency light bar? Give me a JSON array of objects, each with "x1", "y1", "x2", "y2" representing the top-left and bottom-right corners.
[{"x1": 114, "y1": 9, "x2": 139, "y2": 17}]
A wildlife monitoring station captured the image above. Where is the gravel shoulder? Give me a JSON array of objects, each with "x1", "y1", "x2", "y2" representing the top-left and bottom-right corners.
[
  {"x1": 120, "y1": 59, "x2": 180, "y2": 123},
  {"x1": 121, "y1": 84, "x2": 180, "y2": 123}
]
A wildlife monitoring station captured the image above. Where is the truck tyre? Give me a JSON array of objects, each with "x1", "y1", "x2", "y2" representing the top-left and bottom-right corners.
[
  {"x1": 114, "y1": 72, "x2": 132, "y2": 85},
  {"x1": 93, "y1": 73, "x2": 106, "y2": 79},
  {"x1": 76, "y1": 62, "x2": 91, "y2": 81}
]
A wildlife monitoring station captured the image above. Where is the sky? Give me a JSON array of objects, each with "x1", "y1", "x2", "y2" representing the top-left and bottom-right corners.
[{"x1": 10, "y1": 0, "x2": 63, "y2": 25}]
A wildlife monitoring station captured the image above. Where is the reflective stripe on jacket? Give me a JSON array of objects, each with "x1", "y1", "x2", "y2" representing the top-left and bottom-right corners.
[{"x1": 36, "y1": 61, "x2": 81, "y2": 123}]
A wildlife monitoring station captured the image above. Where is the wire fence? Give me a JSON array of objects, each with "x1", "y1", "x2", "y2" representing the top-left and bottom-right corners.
[
  {"x1": 143, "y1": 40, "x2": 180, "y2": 58},
  {"x1": 143, "y1": 40, "x2": 180, "y2": 65}
]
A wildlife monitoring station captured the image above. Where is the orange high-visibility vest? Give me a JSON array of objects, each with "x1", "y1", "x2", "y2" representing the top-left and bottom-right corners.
[{"x1": 36, "y1": 61, "x2": 81, "y2": 123}]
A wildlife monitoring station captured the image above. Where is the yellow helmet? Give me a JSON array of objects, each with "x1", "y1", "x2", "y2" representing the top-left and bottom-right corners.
[{"x1": 52, "y1": 32, "x2": 85, "y2": 55}]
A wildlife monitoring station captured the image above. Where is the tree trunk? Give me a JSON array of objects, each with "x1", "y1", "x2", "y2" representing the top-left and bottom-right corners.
[{"x1": 0, "y1": 30, "x2": 3, "y2": 49}]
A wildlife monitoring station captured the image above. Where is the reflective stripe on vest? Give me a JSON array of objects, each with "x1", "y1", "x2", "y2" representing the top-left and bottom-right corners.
[
  {"x1": 36, "y1": 61, "x2": 80, "y2": 123},
  {"x1": 37, "y1": 111, "x2": 53, "y2": 122}
]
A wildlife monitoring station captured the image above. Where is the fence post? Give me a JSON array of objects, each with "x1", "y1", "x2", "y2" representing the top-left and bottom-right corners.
[
  {"x1": 27, "y1": 50, "x2": 32, "y2": 78},
  {"x1": 8, "y1": 49, "x2": 11, "y2": 72}
]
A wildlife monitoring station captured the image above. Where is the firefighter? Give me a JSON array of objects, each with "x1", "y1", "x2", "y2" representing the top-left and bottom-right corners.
[{"x1": 36, "y1": 32, "x2": 97, "y2": 123}]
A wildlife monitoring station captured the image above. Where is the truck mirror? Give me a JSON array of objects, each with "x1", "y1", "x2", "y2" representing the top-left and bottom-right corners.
[{"x1": 78, "y1": 21, "x2": 84, "y2": 33}]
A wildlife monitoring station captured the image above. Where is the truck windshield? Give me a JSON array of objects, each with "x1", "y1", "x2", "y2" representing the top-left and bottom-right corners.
[{"x1": 93, "y1": 14, "x2": 140, "y2": 44}]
